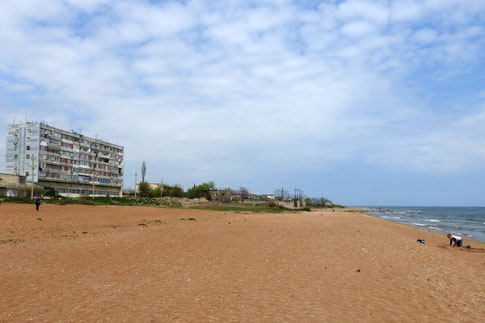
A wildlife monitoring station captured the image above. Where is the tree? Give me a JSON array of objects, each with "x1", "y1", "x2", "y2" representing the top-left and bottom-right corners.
[
  {"x1": 169, "y1": 184, "x2": 185, "y2": 198},
  {"x1": 138, "y1": 182, "x2": 151, "y2": 197},
  {"x1": 187, "y1": 182, "x2": 216, "y2": 199},
  {"x1": 274, "y1": 187, "x2": 290, "y2": 199},
  {"x1": 306, "y1": 197, "x2": 333, "y2": 206},
  {"x1": 151, "y1": 185, "x2": 162, "y2": 198},
  {"x1": 239, "y1": 187, "x2": 249, "y2": 200},
  {"x1": 151, "y1": 184, "x2": 185, "y2": 198},
  {"x1": 141, "y1": 161, "x2": 147, "y2": 184}
]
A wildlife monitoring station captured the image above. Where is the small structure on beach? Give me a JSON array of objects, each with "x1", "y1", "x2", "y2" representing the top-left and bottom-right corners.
[{"x1": 0, "y1": 172, "x2": 43, "y2": 197}]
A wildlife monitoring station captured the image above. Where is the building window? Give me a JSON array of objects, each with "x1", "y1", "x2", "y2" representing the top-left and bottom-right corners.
[{"x1": 26, "y1": 146, "x2": 30, "y2": 150}]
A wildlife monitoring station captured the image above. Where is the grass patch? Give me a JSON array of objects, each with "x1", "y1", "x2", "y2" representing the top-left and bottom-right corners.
[
  {"x1": 0, "y1": 197, "x2": 36, "y2": 204},
  {"x1": 42, "y1": 197, "x2": 183, "y2": 208},
  {"x1": 192, "y1": 203, "x2": 290, "y2": 213},
  {"x1": 306, "y1": 203, "x2": 344, "y2": 209}
]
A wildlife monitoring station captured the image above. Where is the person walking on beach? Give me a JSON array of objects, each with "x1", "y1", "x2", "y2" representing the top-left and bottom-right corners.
[
  {"x1": 35, "y1": 198, "x2": 41, "y2": 211},
  {"x1": 447, "y1": 234, "x2": 463, "y2": 247}
]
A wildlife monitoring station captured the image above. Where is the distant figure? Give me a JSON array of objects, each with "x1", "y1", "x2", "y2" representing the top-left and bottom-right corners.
[
  {"x1": 447, "y1": 234, "x2": 463, "y2": 247},
  {"x1": 35, "y1": 199, "x2": 41, "y2": 211}
]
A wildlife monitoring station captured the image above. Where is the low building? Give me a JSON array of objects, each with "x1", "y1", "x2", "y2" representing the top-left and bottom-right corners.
[
  {"x1": 0, "y1": 173, "x2": 25, "y2": 197},
  {"x1": 0, "y1": 172, "x2": 42, "y2": 197},
  {"x1": 135, "y1": 183, "x2": 161, "y2": 194},
  {"x1": 209, "y1": 189, "x2": 234, "y2": 202}
]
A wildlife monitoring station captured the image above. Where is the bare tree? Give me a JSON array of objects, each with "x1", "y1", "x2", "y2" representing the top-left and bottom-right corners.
[
  {"x1": 141, "y1": 161, "x2": 147, "y2": 183},
  {"x1": 274, "y1": 187, "x2": 290, "y2": 200},
  {"x1": 239, "y1": 187, "x2": 249, "y2": 200},
  {"x1": 306, "y1": 197, "x2": 332, "y2": 205}
]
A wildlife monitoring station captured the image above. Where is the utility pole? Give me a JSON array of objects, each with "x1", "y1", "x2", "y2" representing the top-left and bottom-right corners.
[
  {"x1": 134, "y1": 172, "x2": 137, "y2": 197},
  {"x1": 30, "y1": 155, "x2": 36, "y2": 199},
  {"x1": 92, "y1": 170, "x2": 95, "y2": 199},
  {"x1": 160, "y1": 179, "x2": 163, "y2": 198},
  {"x1": 92, "y1": 153, "x2": 98, "y2": 199}
]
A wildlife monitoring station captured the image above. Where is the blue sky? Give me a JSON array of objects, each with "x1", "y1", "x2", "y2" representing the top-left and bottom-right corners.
[{"x1": 1, "y1": 0, "x2": 485, "y2": 206}]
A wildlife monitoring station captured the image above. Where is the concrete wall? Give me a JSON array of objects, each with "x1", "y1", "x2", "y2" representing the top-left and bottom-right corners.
[
  {"x1": 0, "y1": 173, "x2": 23, "y2": 187},
  {"x1": 0, "y1": 173, "x2": 43, "y2": 197}
]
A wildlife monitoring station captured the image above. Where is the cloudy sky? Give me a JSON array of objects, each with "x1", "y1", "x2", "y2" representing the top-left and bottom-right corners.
[{"x1": 1, "y1": 0, "x2": 485, "y2": 206}]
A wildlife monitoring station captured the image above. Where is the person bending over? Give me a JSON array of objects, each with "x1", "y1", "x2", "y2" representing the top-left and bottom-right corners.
[{"x1": 447, "y1": 234, "x2": 463, "y2": 247}]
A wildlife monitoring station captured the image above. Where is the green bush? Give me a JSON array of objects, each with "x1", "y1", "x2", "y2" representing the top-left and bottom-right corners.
[
  {"x1": 187, "y1": 182, "x2": 215, "y2": 199},
  {"x1": 45, "y1": 189, "x2": 56, "y2": 197},
  {"x1": 1, "y1": 197, "x2": 35, "y2": 204}
]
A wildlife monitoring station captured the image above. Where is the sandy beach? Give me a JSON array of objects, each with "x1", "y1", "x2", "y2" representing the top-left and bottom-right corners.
[{"x1": 1, "y1": 203, "x2": 484, "y2": 322}]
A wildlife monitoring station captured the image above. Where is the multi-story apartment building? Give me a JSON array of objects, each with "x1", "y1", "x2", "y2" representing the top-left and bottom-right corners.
[{"x1": 5, "y1": 121, "x2": 124, "y2": 197}]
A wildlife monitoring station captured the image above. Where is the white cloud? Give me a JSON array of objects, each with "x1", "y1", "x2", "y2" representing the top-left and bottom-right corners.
[
  {"x1": 390, "y1": 0, "x2": 423, "y2": 22},
  {"x1": 65, "y1": 0, "x2": 110, "y2": 12},
  {"x1": 1, "y1": 0, "x2": 485, "y2": 189},
  {"x1": 341, "y1": 20, "x2": 376, "y2": 37},
  {"x1": 414, "y1": 28, "x2": 437, "y2": 43},
  {"x1": 337, "y1": 0, "x2": 389, "y2": 25}
]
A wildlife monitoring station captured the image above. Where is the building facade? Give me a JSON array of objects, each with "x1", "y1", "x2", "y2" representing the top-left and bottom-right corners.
[{"x1": 5, "y1": 121, "x2": 124, "y2": 197}]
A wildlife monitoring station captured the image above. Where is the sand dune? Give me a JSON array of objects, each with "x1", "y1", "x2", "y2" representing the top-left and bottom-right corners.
[{"x1": 1, "y1": 203, "x2": 484, "y2": 322}]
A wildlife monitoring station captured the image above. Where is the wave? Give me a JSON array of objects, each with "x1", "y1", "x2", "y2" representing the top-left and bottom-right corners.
[
  {"x1": 367, "y1": 208, "x2": 485, "y2": 242},
  {"x1": 412, "y1": 223, "x2": 427, "y2": 227}
]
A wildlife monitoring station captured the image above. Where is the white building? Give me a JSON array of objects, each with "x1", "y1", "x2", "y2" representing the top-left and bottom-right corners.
[{"x1": 5, "y1": 121, "x2": 124, "y2": 197}]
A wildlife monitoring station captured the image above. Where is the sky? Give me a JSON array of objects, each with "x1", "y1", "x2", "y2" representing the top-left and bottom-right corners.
[{"x1": 1, "y1": 0, "x2": 485, "y2": 206}]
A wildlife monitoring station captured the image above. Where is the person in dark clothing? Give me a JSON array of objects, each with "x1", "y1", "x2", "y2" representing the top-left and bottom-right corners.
[
  {"x1": 35, "y1": 199, "x2": 41, "y2": 211},
  {"x1": 447, "y1": 234, "x2": 463, "y2": 247}
]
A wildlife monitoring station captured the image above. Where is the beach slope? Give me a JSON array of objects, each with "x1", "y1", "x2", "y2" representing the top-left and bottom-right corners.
[{"x1": 1, "y1": 204, "x2": 484, "y2": 322}]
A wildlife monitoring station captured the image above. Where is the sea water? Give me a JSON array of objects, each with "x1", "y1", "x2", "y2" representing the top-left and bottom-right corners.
[{"x1": 364, "y1": 207, "x2": 485, "y2": 243}]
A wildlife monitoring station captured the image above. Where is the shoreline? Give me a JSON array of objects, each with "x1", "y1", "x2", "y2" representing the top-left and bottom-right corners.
[
  {"x1": 350, "y1": 206, "x2": 485, "y2": 245},
  {"x1": 355, "y1": 209, "x2": 485, "y2": 247}
]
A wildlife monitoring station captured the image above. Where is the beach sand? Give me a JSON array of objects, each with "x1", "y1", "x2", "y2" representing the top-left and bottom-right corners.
[{"x1": 1, "y1": 203, "x2": 484, "y2": 322}]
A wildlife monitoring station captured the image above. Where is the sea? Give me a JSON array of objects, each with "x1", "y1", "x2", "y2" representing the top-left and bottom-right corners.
[{"x1": 363, "y1": 207, "x2": 485, "y2": 243}]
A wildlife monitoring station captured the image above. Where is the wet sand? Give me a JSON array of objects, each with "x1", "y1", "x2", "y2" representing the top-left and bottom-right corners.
[{"x1": 1, "y1": 203, "x2": 484, "y2": 322}]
